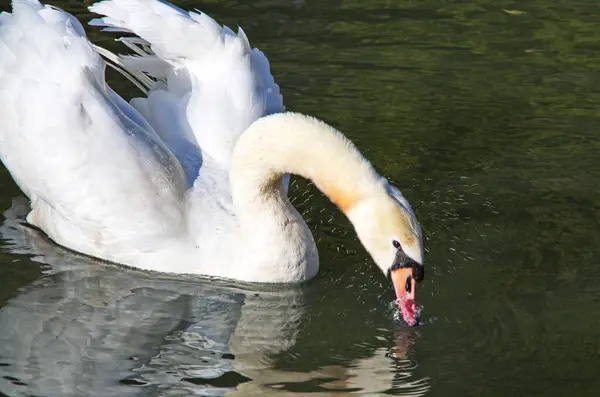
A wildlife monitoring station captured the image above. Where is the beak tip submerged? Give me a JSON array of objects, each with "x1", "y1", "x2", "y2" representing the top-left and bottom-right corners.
[
  {"x1": 390, "y1": 268, "x2": 421, "y2": 326},
  {"x1": 396, "y1": 297, "x2": 419, "y2": 326}
]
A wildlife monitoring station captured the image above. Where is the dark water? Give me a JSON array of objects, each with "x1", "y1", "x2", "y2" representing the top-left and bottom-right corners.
[{"x1": 1, "y1": 0, "x2": 600, "y2": 396}]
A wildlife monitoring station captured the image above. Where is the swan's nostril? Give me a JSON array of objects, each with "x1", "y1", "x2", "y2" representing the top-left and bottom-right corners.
[{"x1": 405, "y1": 276, "x2": 412, "y2": 293}]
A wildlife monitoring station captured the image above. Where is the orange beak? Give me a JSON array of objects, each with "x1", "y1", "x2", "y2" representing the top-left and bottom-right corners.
[
  {"x1": 390, "y1": 267, "x2": 418, "y2": 326},
  {"x1": 390, "y1": 267, "x2": 415, "y2": 301}
]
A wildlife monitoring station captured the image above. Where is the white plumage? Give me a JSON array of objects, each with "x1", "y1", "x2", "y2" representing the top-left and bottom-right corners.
[
  {"x1": 0, "y1": 0, "x2": 423, "y2": 290},
  {"x1": 90, "y1": 0, "x2": 284, "y2": 169}
]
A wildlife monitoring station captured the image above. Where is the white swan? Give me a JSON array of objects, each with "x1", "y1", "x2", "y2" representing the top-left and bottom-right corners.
[{"x1": 0, "y1": 0, "x2": 424, "y2": 324}]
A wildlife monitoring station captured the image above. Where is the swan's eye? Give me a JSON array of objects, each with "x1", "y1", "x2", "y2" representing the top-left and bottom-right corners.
[{"x1": 393, "y1": 240, "x2": 401, "y2": 249}]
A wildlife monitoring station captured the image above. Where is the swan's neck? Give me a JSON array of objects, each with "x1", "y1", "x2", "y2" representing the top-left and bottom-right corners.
[{"x1": 229, "y1": 112, "x2": 385, "y2": 282}]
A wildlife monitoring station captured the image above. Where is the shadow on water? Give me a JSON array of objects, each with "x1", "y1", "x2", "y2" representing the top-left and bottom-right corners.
[{"x1": 0, "y1": 198, "x2": 429, "y2": 397}]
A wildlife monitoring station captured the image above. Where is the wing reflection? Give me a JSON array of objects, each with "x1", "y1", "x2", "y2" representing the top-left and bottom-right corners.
[{"x1": 0, "y1": 198, "x2": 430, "y2": 396}]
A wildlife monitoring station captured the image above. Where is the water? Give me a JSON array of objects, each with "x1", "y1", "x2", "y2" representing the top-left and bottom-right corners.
[{"x1": 1, "y1": 0, "x2": 600, "y2": 396}]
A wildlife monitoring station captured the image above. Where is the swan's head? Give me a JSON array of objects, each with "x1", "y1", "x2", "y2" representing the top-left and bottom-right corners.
[{"x1": 346, "y1": 183, "x2": 424, "y2": 326}]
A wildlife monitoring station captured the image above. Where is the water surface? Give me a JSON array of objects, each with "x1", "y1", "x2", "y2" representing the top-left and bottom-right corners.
[{"x1": 1, "y1": 0, "x2": 600, "y2": 396}]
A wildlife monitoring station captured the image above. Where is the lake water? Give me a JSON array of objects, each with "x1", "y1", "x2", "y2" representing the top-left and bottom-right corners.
[{"x1": 1, "y1": 0, "x2": 600, "y2": 396}]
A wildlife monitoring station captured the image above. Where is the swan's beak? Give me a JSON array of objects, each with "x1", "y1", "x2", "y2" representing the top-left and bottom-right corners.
[{"x1": 390, "y1": 267, "x2": 419, "y2": 326}]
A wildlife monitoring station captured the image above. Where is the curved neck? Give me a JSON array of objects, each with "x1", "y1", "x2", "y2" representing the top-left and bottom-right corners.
[
  {"x1": 228, "y1": 113, "x2": 385, "y2": 282},
  {"x1": 230, "y1": 112, "x2": 385, "y2": 213}
]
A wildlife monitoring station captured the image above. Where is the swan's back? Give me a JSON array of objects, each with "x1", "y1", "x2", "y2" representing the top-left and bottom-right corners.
[
  {"x1": 0, "y1": 0, "x2": 287, "y2": 275},
  {"x1": 0, "y1": 0, "x2": 187, "y2": 260},
  {"x1": 89, "y1": 0, "x2": 285, "y2": 173}
]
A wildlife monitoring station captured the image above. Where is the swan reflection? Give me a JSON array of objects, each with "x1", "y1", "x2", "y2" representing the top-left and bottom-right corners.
[{"x1": 0, "y1": 198, "x2": 430, "y2": 396}]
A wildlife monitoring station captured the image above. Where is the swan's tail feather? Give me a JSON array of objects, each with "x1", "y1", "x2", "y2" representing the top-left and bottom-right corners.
[
  {"x1": 118, "y1": 37, "x2": 150, "y2": 57},
  {"x1": 88, "y1": 0, "x2": 224, "y2": 61},
  {"x1": 91, "y1": 44, "x2": 151, "y2": 94},
  {"x1": 88, "y1": 0, "x2": 284, "y2": 167}
]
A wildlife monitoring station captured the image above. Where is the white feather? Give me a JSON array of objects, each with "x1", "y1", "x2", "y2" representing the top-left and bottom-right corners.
[
  {"x1": 88, "y1": 0, "x2": 284, "y2": 168},
  {"x1": 0, "y1": 0, "x2": 187, "y2": 257}
]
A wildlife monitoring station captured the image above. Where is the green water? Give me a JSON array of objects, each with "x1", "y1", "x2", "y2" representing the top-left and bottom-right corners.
[{"x1": 1, "y1": 0, "x2": 600, "y2": 396}]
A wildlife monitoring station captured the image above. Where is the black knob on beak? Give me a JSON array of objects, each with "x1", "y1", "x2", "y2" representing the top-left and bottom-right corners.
[{"x1": 412, "y1": 264, "x2": 424, "y2": 282}]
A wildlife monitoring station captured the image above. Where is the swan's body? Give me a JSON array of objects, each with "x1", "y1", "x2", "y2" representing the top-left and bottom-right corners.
[{"x1": 0, "y1": 0, "x2": 425, "y2": 322}]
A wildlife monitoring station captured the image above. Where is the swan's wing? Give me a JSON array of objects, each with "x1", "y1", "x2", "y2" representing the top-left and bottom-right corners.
[
  {"x1": 0, "y1": 0, "x2": 187, "y2": 253},
  {"x1": 88, "y1": 0, "x2": 285, "y2": 175}
]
